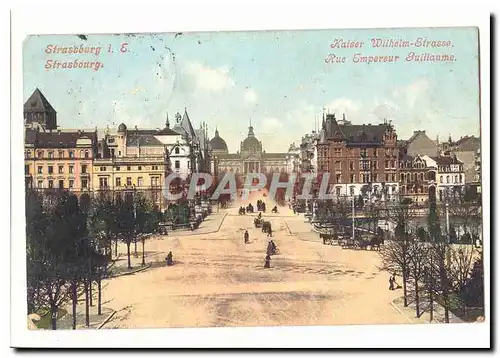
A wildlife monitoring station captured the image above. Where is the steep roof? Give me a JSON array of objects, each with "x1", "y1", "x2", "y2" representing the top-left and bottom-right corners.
[
  {"x1": 156, "y1": 127, "x2": 181, "y2": 136},
  {"x1": 24, "y1": 88, "x2": 56, "y2": 113},
  {"x1": 25, "y1": 129, "x2": 97, "y2": 148},
  {"x1": 341, "y1": 124, "x2": 389, "y2": 146},
  {"x1": 432, "y1": 156, "x2": 463, "y2": 165}
]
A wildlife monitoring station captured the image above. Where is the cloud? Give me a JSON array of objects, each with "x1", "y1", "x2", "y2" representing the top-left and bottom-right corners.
[
  {"x1": 244, "y1": 89, "x2": 257, "y2": 104},
  {"x1": 183, "y1": 62, "x2": 235, "y2": 92},
  {"x1": 325, "y1": 97, "x2": 362, "y2": 114}
]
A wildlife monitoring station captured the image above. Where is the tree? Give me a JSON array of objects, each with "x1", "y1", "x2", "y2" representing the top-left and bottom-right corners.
[
  {"x1": 115, "y1": 195, "x2": 135, "y2": 269},
  {"x1": 449, "y1": 245, "x2": 476, "y2": 319},
  {"x1": 408, "y1": 233, "x2": 429, "y2": 318},
  {"x1": 379, "y1": 202, "x2": 416, "y2": 306}
]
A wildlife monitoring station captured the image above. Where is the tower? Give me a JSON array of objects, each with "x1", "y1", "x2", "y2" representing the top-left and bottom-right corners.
[{"x1": 24, "y1": 88, "x2": 57, "y2": 131}]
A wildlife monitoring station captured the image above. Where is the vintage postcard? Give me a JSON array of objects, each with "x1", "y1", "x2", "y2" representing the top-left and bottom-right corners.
[{"x1": 17, "y1": 23, "x2": 487, "y2": 346}]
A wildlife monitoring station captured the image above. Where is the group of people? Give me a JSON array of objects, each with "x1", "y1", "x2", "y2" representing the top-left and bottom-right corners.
[
  {"x1": 388, "y1": 273, "x2": 400, "y2": 290},
  {"x1": 271, "y1": 205, "x2": 278, "y2": 213}
]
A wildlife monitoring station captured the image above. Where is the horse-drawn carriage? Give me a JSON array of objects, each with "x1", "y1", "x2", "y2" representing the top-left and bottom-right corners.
[
  {"x1": 261, "y1": 220, "x2": 272, "y2": 234},
  {"x1": 254, "y1": 217, "x2": 263, "y2": 228},
  {"x1": 339, "y1": 235, "x2": 383, "y2": 250}
]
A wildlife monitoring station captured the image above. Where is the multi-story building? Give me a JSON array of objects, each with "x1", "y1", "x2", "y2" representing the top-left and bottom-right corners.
[
  {"x1": 25, "y1": 129, "x2": 97, "y2": 194},
  {"x1": 440, "y1": 135, "x2": 481, "y2": 184},
  {"x1": 316, "y1": 113, "x2": 399, "y2": 199},
  {"x1": 24, "y1": 88, "x2": 97, "y2": 195},
  {"x1": 299, "y1": 131, "x2": 319, "y2": 173},
  {"x1": 403, "y1": 130, "x2": 439, "y2": 157},
  {"x1": 433, "y1": 153, "x2": 466, "y2": 202},
  {"x1": 399, "y1": 155, "x2": 436, "y2": 204}
]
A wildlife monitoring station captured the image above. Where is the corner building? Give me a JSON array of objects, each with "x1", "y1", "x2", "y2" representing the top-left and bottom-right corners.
[{"x1": 316, "y1": 114, "x2": 399, "y2": 199}]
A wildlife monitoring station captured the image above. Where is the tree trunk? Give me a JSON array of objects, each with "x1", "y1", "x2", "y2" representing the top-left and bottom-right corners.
[
  {"x1": 114, "y1": 239, "x2": 118, "y2": 257},
  {"x1": 443, "y1": 292, "x2": 450, "y2": 323},
  {"x1": 126, "y1": 240, "x2": 132, "y2": 269},
  {"x1": 71, "y1": 280, "x2": 77, "y2": 330},
  {"x1": 134, "y1": 237, "x2": 138, "y2": 258},
  {"x1": 84, "y1": 278, "x2": 90, "y2": 327},
  {"x1": 89, "y1": 279, "x2": 93, "y2": 307},
  {"x1": 97, "y1": 270, "x2": 102, "y2": 316},
  {"x1": 415, "y1": 275, "x2": 420, "y2": 318},
  {"x1": 50, "y1": 303, "x2": 57, "y2": 330},
  {"x1": 402, "y1": 268, "x2": 409, "y2": 307},
  {"x1": 142, "y1": 238, "x2": 146, "y2": 266}
]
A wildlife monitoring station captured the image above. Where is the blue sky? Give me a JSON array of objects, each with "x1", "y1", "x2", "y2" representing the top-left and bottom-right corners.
[{"x1": 23, "y1": 27, "x2": 480, "y2": 152}]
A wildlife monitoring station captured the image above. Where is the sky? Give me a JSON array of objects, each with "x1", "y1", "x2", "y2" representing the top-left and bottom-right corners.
[{"x1": 23, "y1": 27, "x2": 480, "y2": 153}]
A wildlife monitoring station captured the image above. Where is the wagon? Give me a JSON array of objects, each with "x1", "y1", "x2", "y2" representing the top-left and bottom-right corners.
[{"x1": 254, "y1": 217, "x2": 263, "y2": 228}]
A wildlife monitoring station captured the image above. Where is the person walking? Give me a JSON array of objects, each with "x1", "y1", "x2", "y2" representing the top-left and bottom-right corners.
[
  {"x1": 166, "y1": 251, "x2": 173, "y2": 266},
  {"x1": 388, "y1": 275, "x2": 394, "y2": 290},
  {"x1": 264, "y1": 254, "x2": 271, "y2": 268},
  {"x1": 244, "y1": 230, "x2": 250, "y2": 244}
]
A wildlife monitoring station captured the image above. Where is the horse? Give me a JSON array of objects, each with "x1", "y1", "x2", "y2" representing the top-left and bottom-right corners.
[{"x1": 369, "y1": 236, "x2": 383, "y2": 250}]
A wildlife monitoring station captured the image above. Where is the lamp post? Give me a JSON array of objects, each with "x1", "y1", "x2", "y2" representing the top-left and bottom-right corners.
[{"x1": 352, "y1": 193, "x2": 355, "y2": 241}]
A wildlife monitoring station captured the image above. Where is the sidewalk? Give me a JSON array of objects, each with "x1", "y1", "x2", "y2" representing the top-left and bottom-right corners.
[
  {"x1": 173, "y1": 211, "x2": 228, "y2": 237},
  {"x1": 391, "y1": 295, "x2": 463, "y2": 324},
  {"x1": 56, "y1": 303, "x2": 114, "y2": 330}
]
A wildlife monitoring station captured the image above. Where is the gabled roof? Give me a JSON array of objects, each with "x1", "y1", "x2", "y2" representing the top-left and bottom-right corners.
[
  {"x1": 432, "y1": 155, "x2": 463, "y2": 165},
  {"x1": 24, "y1": 88, "x2": 56, "y2": 113},
  {"x1": 156, "y1": 127, "x2": 181, "y2": 136},
  {"x1": 341, "y1": 124, "x2": 389, "y2": 146}
]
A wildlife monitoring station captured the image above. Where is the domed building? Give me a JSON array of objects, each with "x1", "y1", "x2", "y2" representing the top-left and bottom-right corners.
[{"x1": 213, "y1": 122, "x2": 289, "y2": 175}]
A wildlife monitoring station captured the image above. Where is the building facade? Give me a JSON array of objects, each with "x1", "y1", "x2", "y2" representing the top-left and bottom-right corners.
[
  {"x1": 433, "y1": 154, "x2": 466, "y2": 201},
  {"x1": 210, "y1": 124, "x2": 289, "y2": 175},
  {"x1": 316, "y1": 114, "x2": 399, "y2": 199},
  {"x1": 404, "y1": 130, "x2": 439, "y2": 157},
  {"x1": 399, "y1": 155, "x2": 436, "y2": 204}
]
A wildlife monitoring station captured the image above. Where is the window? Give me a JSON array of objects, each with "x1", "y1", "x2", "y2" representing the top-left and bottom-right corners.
[
  {"x1": 460, "y1": 175, "x2": 463, "y2": 183},
  {"x1": 82, "y1": 179, "x2": 88, "y2": 188},
  {"x1": 374, "y1": 173, "x2": 379, "y2": 182},
  {"x1": 69, "y1": 180, "x2": 74, "y2": 188},
  {"x1": 454, "y1": 175, "x2": 458, "y2": 183},
  {"x1": 25, "y1": 151, "x2": 31, "y2": 159},
  {"x1": 100, "y1": 166, "x2": 106, "y2": 172},
  {"x1": 126, "y1": 177, "x2": 132, "y2": 186},
  {"x1": 69, "y1": 151, "x2": 74, "y2": 159},
  {"x1": 385, "y1": 174, "x2": 389, "y2": 182},
  {"x1": 360, "y1": 148, "x2": 367, "y2": 157},
  {"x1": 138, "y1": 166, "x2": 142, "y2": 171},
  {"x1": 385, "y1": 160, "x2": 390, "y2": 169},
  {"x1": 84, "y1": 150, "x2": 89, "y2": 159},
  {"x1": 350, "y1": 174, "x2": 355, "y2": 183},
  {"x1": 127, "y1": 166, "x2": 131, "y2": 171},
  {"x1": 336, "y1": 187, "x2": 341, "y2": 196},
  {"x1": 37, "y1": 180, "x2": 43, "y2": 188},
  {"x1": 151, "y1": 177, "x2": 159, "y2": 186},
  {"x1": 350, "y1": 186, "x2": 355, "y2": 196},
  {"x1": 373, "y1": 161, "x2": 378, "y2": 170},
  {"x1": 138, "y1": 177, "x2": 143, "y2": 186},
  {"x1": 79, "y1": 150, "x2": 84, "y2": 158},
  {"x1": 59, "y1": 150, "x2": 64, "y2": 158},
  {"x1": 175, "y1": 160, "x2": 180, "y2": 169},
  {"x1": 349, "y1": 161, "x2": 354, "y2": 171},
  {"x1": 110, "y1": 149, "x2": 115, "y2": 158},
  {"x1": 335, "y1": 161, "x2": 342, "y2": 171},
  {"x1": 81, "y1": 165, "x2": 87, "y2": 174},
  {"x1": 152, "y1": 165, "x2": 158, "y2": 171},
  {"x1": 48, "y1": 166, "x2": 53, "y2": 174},
  {"x1": 37, "y1": 166, "x2": 42, "y2": 174},
  {"x1": 175, "y1": 147, "x2": 180, "y2": 154},
  {"x1": 69, "y1": 166, "x2": 74, "y2": 174},
  {"x1": 392, "y1": 174, "x2": 396, "y2": 182},
  {"x1": 118, "y1": 151, "x2": 122, "y2": 156},
  {"x1": 334, "y1": 148, "x2": 342, "y2": 157},
  {"x1": 373, "y1": 148, "x2": 378, "y2": 157},
  {"x1": 37, "y1": 151, "x2": 43, "y2": 159},
  {"x1": 446, "y1": 175, "x2": 450, "y2": 184},
  {"x1": 116, "y1": 177, "x2": 121, "y2": 187},
  {"x1": 58, "y1": 165, "x2": 64, "y2": 174},
  {"x1": 99, "y1": 177, "x2": 108, "y2": 188},
  {"x1": 187, "y1": 161, "x2": 191, "y2": 169},
  {"x1": 115, "y1": 166, "x2": 120, "y2": 171},
  {"x1": 59, "y1": 179, "x2": 64, "y2": 189},
  {"x1": 25, "y1": 165, "x2": 30, "y2": 175},
  {"x1": 336, "y1": 174, "x2": 342, "y2": 183},
  {"x1": 48, "y1": 180, "x2": 54, "y2": 189}
]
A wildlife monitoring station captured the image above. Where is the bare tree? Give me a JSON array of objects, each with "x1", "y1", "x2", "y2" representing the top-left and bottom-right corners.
[
  {"x1": 379, "y1": 202, "x2": 417, "y2": 306},
  {"x1": 408, "y1": 232, "x2": 430, "y2": 318},
  {"x1": 449, "y1": 245, "x2": 476, "y2": 319}
]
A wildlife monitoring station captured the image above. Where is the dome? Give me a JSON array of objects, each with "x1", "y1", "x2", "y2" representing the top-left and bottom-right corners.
[
  {"x1": 118, "y1": 123, "x2": 127, "y2": 133},
  {"x1": 242, "y1": 136, "x2": 260, "y2": 151},
  {"x1": 241, "y1": 125, "x2": 262, "y2": 152},
  {"x1": 209, "y1": 129, "x2": 228, "y2": 152}
]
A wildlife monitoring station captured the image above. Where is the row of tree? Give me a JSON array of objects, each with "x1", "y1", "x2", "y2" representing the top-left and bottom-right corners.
[
  {"x1": 26, "y1": 189, "x2": 161, "y2": 330},
  {"x1": 379, "y1": 202, "x2": 484, "y2": 322}
]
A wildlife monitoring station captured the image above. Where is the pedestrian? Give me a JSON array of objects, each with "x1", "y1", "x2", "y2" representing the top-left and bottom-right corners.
[
  {"x1": 388, "y1": 275, "x2": 394, "y2": 290},
  {"x1": 166, "y1": 251, "x2": 173, "y2": 266},
  {"x1": 267, "y1": 226, "x2": 273, "y2": 237},
  {"x1": 244, "y1": 230, "x2": 249, "y2": 244},
  {"x1": 264, "y1": 254, "x2": 271, "y2": 268}
]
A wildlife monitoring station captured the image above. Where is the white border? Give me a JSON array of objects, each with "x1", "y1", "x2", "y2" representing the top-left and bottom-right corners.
[{"x1": 10, "y1": 2, "x2": 491, "y2": 349}]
